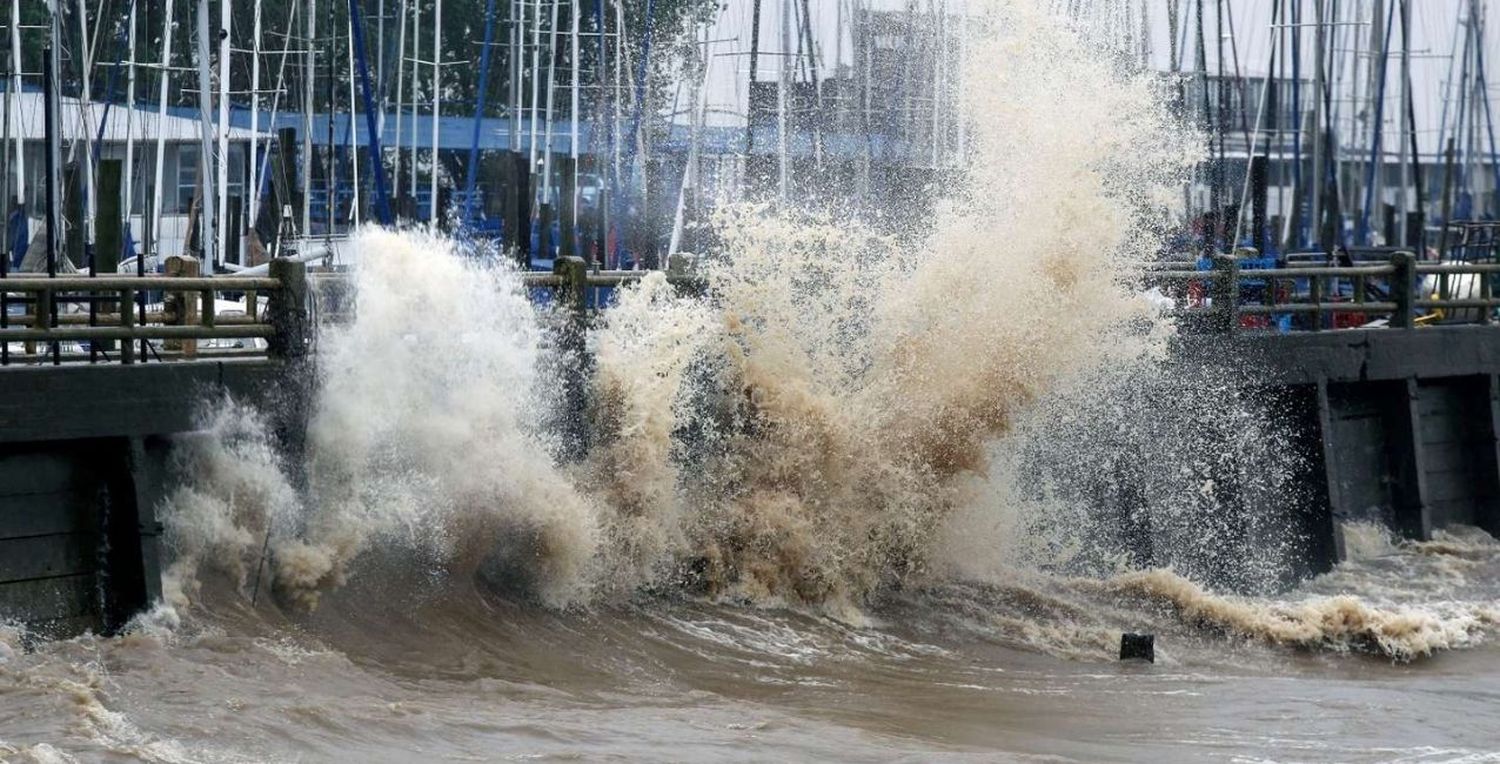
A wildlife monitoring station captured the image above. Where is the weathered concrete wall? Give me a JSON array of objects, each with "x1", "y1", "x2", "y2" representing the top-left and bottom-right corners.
[
  {"x1": 0, "y1": 360, "x2": 284, "y2": 444},
  {"x1": 1181, "y1": 326, "x2": 1500, "y2": 568},
  {"x1": 0, "y1": 360, "x2": 290, "y2": 636}
]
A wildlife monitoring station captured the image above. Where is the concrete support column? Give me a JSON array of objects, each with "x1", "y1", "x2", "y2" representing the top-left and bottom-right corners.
[
  {"x1": 1315, "y1": 379, "x2": 1347, "y2": 562},
  {"x1": 1394, "y1": 378, "x2": 1432, "y2": 540},
  {"x1": 1485, "y1": 375, "x2": 1500, "y2": 536}
]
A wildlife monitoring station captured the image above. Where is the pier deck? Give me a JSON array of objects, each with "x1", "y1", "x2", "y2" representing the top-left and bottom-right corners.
[{"x1": 4, "y1": 252, "x2": 1500, "y2": 630}]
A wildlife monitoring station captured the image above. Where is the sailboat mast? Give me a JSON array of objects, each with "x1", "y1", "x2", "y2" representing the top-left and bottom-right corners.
[
  {"x1": 746, "y1": 0, "x2": 761, "y2": 157},
  {"x1": 777, "y1": 0, "x2": 790, "y2": 201},
  {"x1": 409, "y1": 0, "x2": 418, "y2": 204},
  {"x1": 196, "y1": 0, "x2": 219, "y2": 265},
  {"x1": 74, "y1": 0, "x2": 98, "y2": 266},
  {"x1": 669, "y1": 19, "x2": 711, "y2": 257},
  {"x1": 393, "y1": 0, "x2": 407, "y2": 216},
  {"x1": 45, "y1": 2, "x2": 62, "y2": 282},
  {"x1": 542, "y1": 0, "x2": 560, "y2": 207},
  {"x1": 250, "y1": 0, "x2": 263, "y2": 227},
  {"x1": 216, "y1": 0, "x2": 232, "y2": 262},
  {"x1": 570, "y1": 0, "x2": 580, "y2": 233},
  {"x1": 347, "y1": 9, "x2": 361, "y2": 227},
  {"x1": 430, "y1": 0, "x2": 442, "y2": 223},
  {"x1": 529, "y1": 0, "x2": 543, "y2": 174},
  {"x1": 123, "y1": 0, "x2": 137, "y2": 253},
  {"x1": 463, "y1": 0, "x2": 497, "y2": 228},
  {"x1": 510, "y1": 0, "x2": 521, "y2": 157},
  {"x1": 152, "y1": 0, "x2": 175, "y2": 256},
  {"x1": 1397, "y1": 0, "x2": 1411, "y2": 246},
  {"x1": 1310, "y1": 0, "x2": 1325, "y2": 249},
  {"x1": 303, "y1": 0, "x2": 317, "y2": 240},
  {"x1": 9, "y1": 0, "x2": 22, "y2": 218}
]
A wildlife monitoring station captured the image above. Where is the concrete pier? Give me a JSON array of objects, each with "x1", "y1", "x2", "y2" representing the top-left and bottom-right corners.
[
  {"x1": 3, "y1": 254, "x2": 1500, "y2": 630},
  {"x1": 1191, "y1": 326, "x2": 1500, "y2": 568},
  {"x1": 0, "y1": 264, "x2": 306, "y2": 637}
]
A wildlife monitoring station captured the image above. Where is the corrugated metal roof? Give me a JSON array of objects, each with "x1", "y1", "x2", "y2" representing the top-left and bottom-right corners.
[
  {"x1": 170, "y1": 105, "x2": 914, "y2": 161},
  {"x1": 0, "y1": 92, "x2": 264, "y2": 142}
]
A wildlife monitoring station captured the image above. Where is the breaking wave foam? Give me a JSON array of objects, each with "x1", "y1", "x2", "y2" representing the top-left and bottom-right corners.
[
  {"x1": 141, "y1": 0, "x2": 1500, "y2": 668},
  {"x1": 159, "y1": 0, "x2": 1194, "y2": 615},
  {"x1": 1101, "y1": 568, "x2": 1500, "y2": 660}
]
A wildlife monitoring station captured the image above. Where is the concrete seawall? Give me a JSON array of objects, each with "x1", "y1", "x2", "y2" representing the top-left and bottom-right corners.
[
  {"x1": 4, "y1": 316, "x2": 1500, "y2": 631},
  {"x1": 1180, "y1": 325, "x2": 1500, "y2": 569},
  {"x1": 0, "y1": 361, "x2": 287, "y2": 637}
]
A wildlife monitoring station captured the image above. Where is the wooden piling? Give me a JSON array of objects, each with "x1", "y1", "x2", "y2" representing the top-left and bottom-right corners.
[
  {"x1": 1391, "y1": 250, "x2": 1416, "y2": 329},
  {"x1": 1211, "y1": 254, "x2": 1239, "y2": 334},
  {"x1": 163, "y1": 255, "x2": 200, "y2": 358}
]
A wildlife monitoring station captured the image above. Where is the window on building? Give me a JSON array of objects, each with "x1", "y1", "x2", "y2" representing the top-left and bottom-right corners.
[{"x1": 176, "y1": 144, "x2": 199, "y2": 213}]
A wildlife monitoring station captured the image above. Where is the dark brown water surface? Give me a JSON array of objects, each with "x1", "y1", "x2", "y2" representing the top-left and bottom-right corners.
[{"x1": 3, "y1": 530, "x2": 1499, "y2": 763}]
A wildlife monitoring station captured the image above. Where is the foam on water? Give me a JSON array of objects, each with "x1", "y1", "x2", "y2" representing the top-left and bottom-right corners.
[
  {"x1": 116, "y1": 0, "x2": 1500, "y2": 671},
  {"x1": 145, "y1": 0, "x2": 1196, "y2": 616},
  {"x1": 5, "y1": 0, "x2": 1497, "y2": 745}
]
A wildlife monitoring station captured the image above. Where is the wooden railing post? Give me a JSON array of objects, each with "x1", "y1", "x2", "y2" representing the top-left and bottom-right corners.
[
  {"x1": 164, "y1": 255, "x2": 200, "y2": 357},
  {"x1": 666, "y1": 252, "x2": 703, "y2": 297},
  {"x1": 1211, "y1": 253, "x2": 1239, "y2": 334},
  {"x1": 267, "y1": 258, "x2": 309, "y2": 360},
  {"x1": 554, "y1": 255, "x2": 589, "y2": 315},
  {"x1": 552, "y1": 255, "x2": 591, "y2": 459},
  {"x1": 1480, "y1": 269, "x2": 1494, "y2": 326},
  {"x1": 119, "y1": 287, "x2": 135, "y2": 364},
  {"x1": 1391, "y1": 250, "x2": 1416, "y2": 329}
]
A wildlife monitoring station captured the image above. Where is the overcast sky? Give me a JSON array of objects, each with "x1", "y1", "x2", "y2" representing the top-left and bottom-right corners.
[{"x1": 684, "y1": 0, "x2": 1499, "y2": 154}]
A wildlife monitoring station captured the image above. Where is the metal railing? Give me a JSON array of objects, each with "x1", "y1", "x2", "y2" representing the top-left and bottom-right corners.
[
  {"x1": 1143, "y1": 251, "x2": 1500, "y2": 333},
  {"x1": 0, "y1": 257, "x2": 306, "y2": 366}
]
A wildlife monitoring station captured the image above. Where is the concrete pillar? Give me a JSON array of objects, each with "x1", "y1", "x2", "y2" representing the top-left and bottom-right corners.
[
  {"x1": 1315, "y1": 379, "x2": 1348, "y2": 561},
  {"x1": 1484, "y1": 375, "x2": 1500, "y2": 536},
  {"x1": 1393, "y1": 378, "x2": 1432, "y2": 540}
]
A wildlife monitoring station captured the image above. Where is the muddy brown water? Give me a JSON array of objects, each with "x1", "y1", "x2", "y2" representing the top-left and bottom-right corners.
[{"x1": 3, "y1": 529, "x2": 1498, "y2": 763}]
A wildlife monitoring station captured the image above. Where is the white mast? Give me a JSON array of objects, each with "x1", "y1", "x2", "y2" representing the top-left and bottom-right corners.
[
  {"x1": 393, "y1": 0, "x2": 408, "y2": 219},
  {"x1": 529, "y1": 0, "x2": 544, "y2": 173},
  {"x1": 613, "y1": 0, "x2": 624, "y2": 193},
  {"x1": 347, "y1": 11, "x2": 361, "y2": 226},
  {"x1": 152, "y1": 0, "x2": 176, "y2": 255},
  {"x1": 123, "y1": 1, "x2": 138, "y2": 251},
  {"x1": 778, "y1": 0, "x2": 790, "y2": 201},
  {"x1": 74, "y1": 0, "x2": 97, "y2": 262},
  {"x1": 217, "y1": 0, "x2": 231, "y2": 263},
  {"x1": 9, "y1": 0, "x2": 23, "y2": 216},
  {"x1": 510, "y1": 0, "x2": 521, "y2": 155},
  {"x1": 249, "y1": 0, "x2": 263, "y2": 227},
  {"x1": 924, "y1": 0, "x2": 936, "y2": 168},
  {"x1": 1397, "y1": 0, "x2": 1411, "y2": 245},
  {"x1": 409, "y1": 0, "x2": 419, "y2": 204},
  {"x1": 303, "y1": 0, "x2": 317, "y2": 240},
  {"x1": 669, "y1": 21, "x2": 712, "y2": 257},
  {"x1": 569, "y1": 0, "x2": 580, "y2": 233},
  {"x1": 196, "y1": 0, "x2": 218, "y2": 266},
  {"x1": 956, "y1": 0, "x2": 967, "y2": 164},
  {"x1": 542, "y1": 0, "x2": 561, "y2": 208},
  {"x1": 45, "y1": 1, "x2": 62, "y2": 264},
  {"x1": 430, "y1": 0, "x2": 442, "y2": 223}
]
